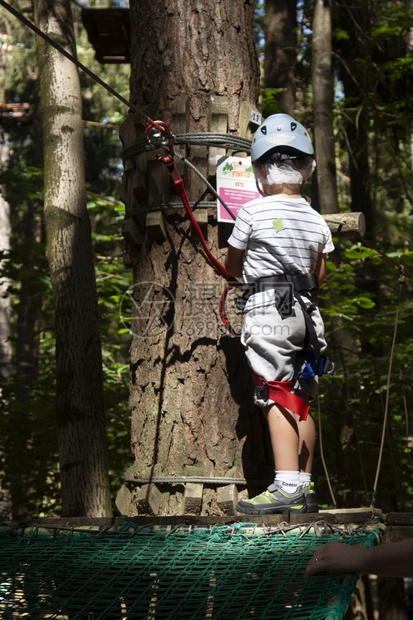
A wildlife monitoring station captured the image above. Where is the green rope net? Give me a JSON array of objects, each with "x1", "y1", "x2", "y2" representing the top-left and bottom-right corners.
[{"x1": 0, "y1": 521, "x2": 381, "y2": 619}]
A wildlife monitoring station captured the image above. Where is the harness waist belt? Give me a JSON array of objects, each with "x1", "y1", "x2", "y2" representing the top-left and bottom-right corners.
[
  {"x1": 254, "y1": 272, "x2": 319, "y2": 294},
  {"x1": 235, "y1": 273, "x2": 319, "y2": 315}
]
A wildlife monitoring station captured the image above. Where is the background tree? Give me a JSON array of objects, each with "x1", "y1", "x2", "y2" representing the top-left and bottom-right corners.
[
  {"x1": 262, "y1": 0, "x2": 297, "y2": 115},
  {"x1": 0, "y1": 11, "x2": 12, "y2": 517},
  {"x1": 311, "y1": 0, "x2": 339, "y2": 215},
  {"x1": 33, "y1": 0, "x2": 112, "y2": 517}
]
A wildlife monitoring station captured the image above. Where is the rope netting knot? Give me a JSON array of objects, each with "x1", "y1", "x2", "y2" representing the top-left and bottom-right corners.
[{"x1": 0, "y1": 519, "x2": 383, "y2": 619}]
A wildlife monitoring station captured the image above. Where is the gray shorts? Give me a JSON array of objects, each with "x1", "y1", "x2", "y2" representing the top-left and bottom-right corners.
[{"x1": 240, "y1": 295, "x2": 327, "y2": 408}]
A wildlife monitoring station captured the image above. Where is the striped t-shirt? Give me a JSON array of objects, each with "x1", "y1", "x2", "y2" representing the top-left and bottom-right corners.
[{"x1": 227, "y1": 195, "x2": 334, "y2": 283}]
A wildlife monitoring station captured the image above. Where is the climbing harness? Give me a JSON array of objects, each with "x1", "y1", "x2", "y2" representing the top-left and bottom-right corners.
[
  {"x1": 297, "y1": 351, "x2": 336, "y2": 384},
  {"x1": 232, "y1": 273, "x2": 335, "y2": 418},
  {"x1": 252, "y1": 373, "x2": 311, "y2": 420}
]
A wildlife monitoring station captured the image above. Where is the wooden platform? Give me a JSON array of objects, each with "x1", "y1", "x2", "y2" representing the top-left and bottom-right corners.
[
  {"x1": 82, "y1": 8, "x2": 130, "y2": 63},
  {"x1": 20, "y1": 508, "x2": 413, "y2": 543}
]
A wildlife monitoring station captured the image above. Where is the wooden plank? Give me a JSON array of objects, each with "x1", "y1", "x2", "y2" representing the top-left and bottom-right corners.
[
  {"x1": 145, "y1": 211, "x2": 167, "y2": 241},
  {"x1": 136, "y1": 484, "x2": 162, "y2": 516},
  {"x1": 146, "y1": 152, "x2": 169, "y2": 241},
  {"x1": 183, "y1": 483, "x2": 203, "y2": 515},
  {"x1": 323, "y1": 211, "x2": 366, "y2": 237},
  {"x1": 208, "y1": 95, "x2": 228, "y2": 174},
  {"x1": 172, "y1": 96, "x2": 189, "y2": 178},
  {"x1": 122, "y1": 217, "x2": 144, "y2": 247},
  {"x1": 217, "y1": 484, "x2": 238, "y2": 515},
  {"x1": 238, "y1": 100, "x2": 262, "y2": 141},
  {"x1": 20, "y1": 512, "x2": 413, "y2": 541}
]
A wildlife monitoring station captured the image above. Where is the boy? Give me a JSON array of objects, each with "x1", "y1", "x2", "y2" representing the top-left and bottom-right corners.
[{"x1": 225, "y1": 113, "x2": 334, "y2": 514}]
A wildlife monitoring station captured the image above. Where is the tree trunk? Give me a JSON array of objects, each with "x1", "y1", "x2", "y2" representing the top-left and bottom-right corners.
[
  {"x1": 0, "y1": 135, "x2": 11, "y2": 382},
  {"x1": 311, "y1": 0, "x2": 368, "y2": 510},
  {"x1": 0, "y1": 15, "x2": 12, "y2": 382},
  {"x1": 378, "y1": 577, "x2": 408, "y2": 620},
  {"x1": 334, "y1": 0, "x2": 374, "y2": 233},
  {"x1": 264, "y1": 0, "x2": 297, "y2": 115},
  {"x1": 0, "y1": 126, "x2": 12, "y2": 519},
  {"x1": 311, "y1": 0, "x2": 339, "y2": 215},
  {"x1": 405, "y1": 0, "x2": 413, "y2": 173},
  {"x1": 33, "y1": 0, "x2": 112, "y2": 517},
  {"x1": 119, "y1": 0, "x2": 267, "y2": 517},
  {"x1": 0, "y1": 15, "x2": 13, "y2": 518}
]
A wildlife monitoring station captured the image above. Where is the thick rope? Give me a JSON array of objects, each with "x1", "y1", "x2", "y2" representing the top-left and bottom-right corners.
[
  {"x1": 317, "y1": 396, "x2": 337, "y2": 508},
  {"x1": 370, "y1": 265, "x2": 405, "y2": 508},
  {"x1": 124, "y1": 475, "x2": 265, "y2": 486}
]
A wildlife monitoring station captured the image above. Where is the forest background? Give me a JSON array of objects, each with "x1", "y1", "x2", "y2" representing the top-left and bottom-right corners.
[{"x1": 1, "y1": 0, "x2": 413, "y2": 520}]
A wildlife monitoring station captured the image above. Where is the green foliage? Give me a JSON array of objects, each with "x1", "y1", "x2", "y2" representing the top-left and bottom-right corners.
[
  {"x1": 0, "y1": 165, "x2": 133, "y2": 516},
  {"x1": 0, "y1": 4, "x2": 133, "y2": 516},
  {"x1": 315, "y1": 235, "x2": 413, "y2": 511},
  {"x1": 86, "y1": 192, "x2": 133, "y2": 501},
  {"x1": 260, "y1": 88, "x2": 287, "y2": 117}
]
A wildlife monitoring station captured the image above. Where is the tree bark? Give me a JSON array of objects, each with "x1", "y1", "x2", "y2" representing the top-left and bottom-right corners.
[
  {"x1": 334, "y1": 0, "x2": 374, "y2": 233},
  {"x1": 0, "y1": 15, "x2": 12, "y2": 382},
  {"x1": 311, "y1": 0, "x2": 339, "y2": 215},
  {"x1": 0, "y1": 14, "x2": 13, "y2": 519},
  {"x1": 120, "y1": 0, "x2": 267, "y2": 517},
  {"x1": 377, "y1": 577, "x2": 408, "y2": 620},
  {"x1": 264, "y1": 0, "x2": 297, "y2": 115},
  {"x1": 33, "y1": 0, "x2": 112, "y2": 517},
  {"x1": 0, "y1": 126, "x2": 12, "y2": 519}
]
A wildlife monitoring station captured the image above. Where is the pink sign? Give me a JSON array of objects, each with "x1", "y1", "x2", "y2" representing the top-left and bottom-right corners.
[
  {"x1": 216, "y1": 156, "x2": 261, "y2": 223},
  {"x1": 218, "y1": 187, "x2": 261, "y2": 221}
]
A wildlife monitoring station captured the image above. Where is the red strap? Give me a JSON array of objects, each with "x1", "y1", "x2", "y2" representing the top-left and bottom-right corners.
[
  {"x1": 163, "y1": 159, "x2": 232, "y2": 281},
  {"x1": 148, "y1": 122, "x2": 238, "y2": 333},
  {"x1": 252, "y1": 373, "x2": 310, "y2": 420},
  {"x1": 163, "y1": 160, "x2": 240, "y2": 335},
  {"x1": 219, "y1": 283, "x2": 241, "y2": 337}
]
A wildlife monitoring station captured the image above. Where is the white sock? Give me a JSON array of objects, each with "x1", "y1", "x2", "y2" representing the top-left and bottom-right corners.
[
  {"x1": 275, "y1": 470, "x2": 300, "y2": 493},
  {"x1": 299, "y1": 472, "x2": 312, "y2": 485}
]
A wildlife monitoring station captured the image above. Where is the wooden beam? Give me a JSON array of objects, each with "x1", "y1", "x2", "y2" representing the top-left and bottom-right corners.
[{"x1": 323, "y1": 211, "x2": 365, "y2": 238}]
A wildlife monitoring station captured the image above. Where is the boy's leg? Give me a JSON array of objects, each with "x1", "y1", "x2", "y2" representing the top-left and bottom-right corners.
[
  {"x1": 265, "y1": 403, "x2": 300, "y2": 471},
  {"x1": 297, "y1": 414, "x2": 318, "y2": 512},
  {"x1": 236, "y1": 403, "x2": 306, "y2": 515},
  {"x1": 298, "y1": 413, "x2": 316, "y2": 473}
]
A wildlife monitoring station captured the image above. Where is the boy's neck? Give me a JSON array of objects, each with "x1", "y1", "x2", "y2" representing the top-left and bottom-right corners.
[{"x1": 264, "y1": 183, "x2": 302, "y2": 198}]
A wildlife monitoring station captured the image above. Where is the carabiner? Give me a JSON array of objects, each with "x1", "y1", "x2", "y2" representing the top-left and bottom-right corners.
[{"x1": 144, "y1": 120, "x2": 175, "y2": 166}]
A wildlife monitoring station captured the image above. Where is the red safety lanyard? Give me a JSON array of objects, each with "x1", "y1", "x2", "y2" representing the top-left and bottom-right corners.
[{"x1": 145, "y1": 121, "x2": 240, "y2": 334}]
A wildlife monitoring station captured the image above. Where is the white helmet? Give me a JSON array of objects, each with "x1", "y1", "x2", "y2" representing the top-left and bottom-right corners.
[{"x1": 251, "y1": 113, "x2": 314, "y2": 163}]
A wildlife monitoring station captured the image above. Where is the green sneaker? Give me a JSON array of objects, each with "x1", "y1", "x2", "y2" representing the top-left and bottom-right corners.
[
  {"x1": 304, "y1": 482, "x2": 319, "y2": 513},
  {"x1": 236, "y1": 482, "x2": 307, "y2": 515}
]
